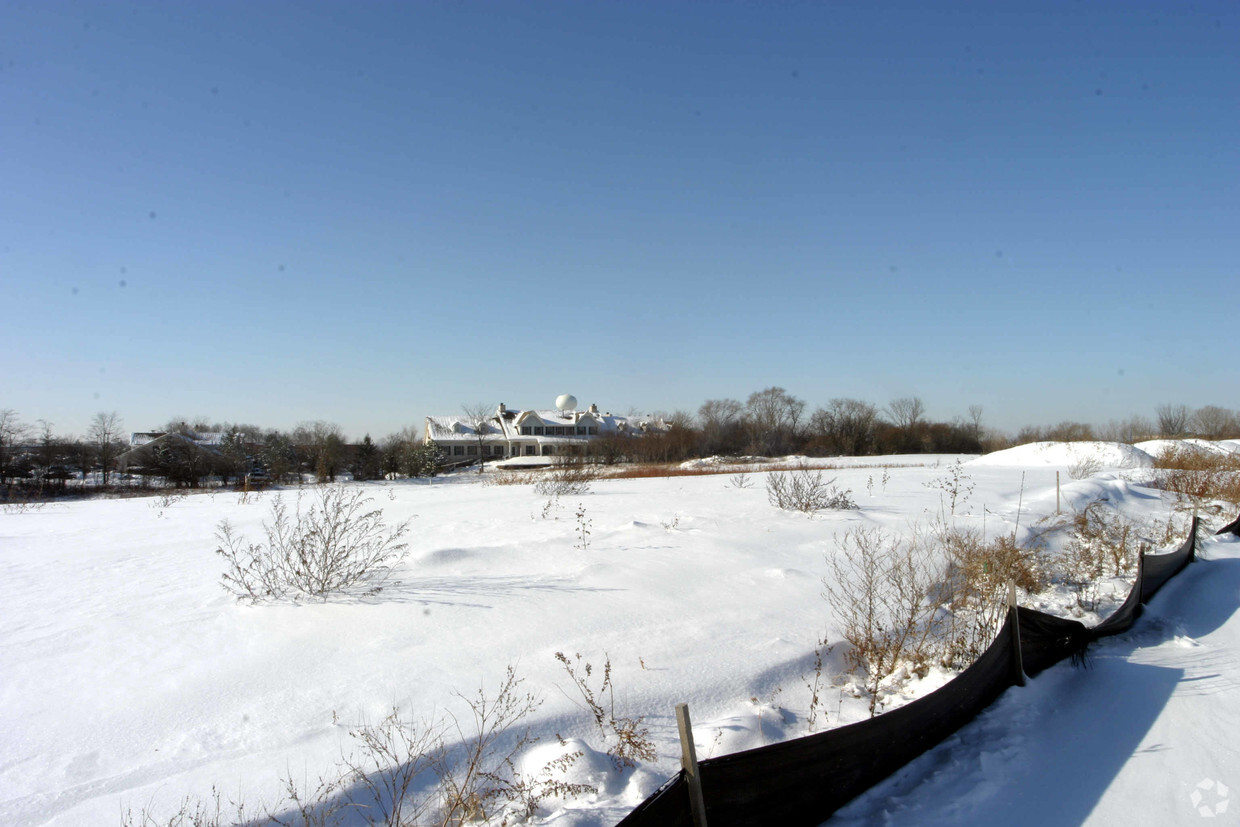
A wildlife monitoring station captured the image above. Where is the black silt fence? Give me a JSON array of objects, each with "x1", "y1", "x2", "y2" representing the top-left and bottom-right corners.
[{"x1": 617, "y1": 517, "x2": 1200, "y2": 827}]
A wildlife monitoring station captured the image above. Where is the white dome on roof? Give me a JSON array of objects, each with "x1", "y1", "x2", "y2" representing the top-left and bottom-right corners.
[{"x1": 555, "y1": 394, "x2": 578, "y2": 411}]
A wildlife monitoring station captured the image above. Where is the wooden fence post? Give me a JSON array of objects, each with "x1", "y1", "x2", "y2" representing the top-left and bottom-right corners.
[
  {"x1": 676, "y1": 703, "x2": 709, "y2": 827},
  {"x1": 1008, "y1": 581, "x2": 1026, "y2": 687}
]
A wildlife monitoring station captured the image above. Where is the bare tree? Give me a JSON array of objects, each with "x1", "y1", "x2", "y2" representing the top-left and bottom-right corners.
[
  {"x1": 1098, "y1": 415, "x2": 1154, "y2": 444},
  {"x1": 0, "y1": 409, "x2": 29, "y2": 486},
  {"x1": 810, "y1": 398, "x2": 880, "y2": 456},
  {"x1": 461, "y1": 403, "x2": 497, "y2": 472},
  {"x1": 1155, "y1": 403, "x2": 1190, "y2": 437},
  {"x1": 1191, "y1": 405, "x2": 1239, "y2": 440},
  {"x1": 886, "y1": 397, "x2": 925, "y2": 431},
  {"x1": 33, "y1": 420, "x2": 68, "y2": 490},
  {"x1": 884, "y1": 397, "x2": 926, "y2": 453},
  {"x1": 697, "y1": 398, "x2": 745, "y2": 456},
  {"x1": 88, "y1": 411, "x2": 124, "y2": 487},
  {"x1": 745, "y1": 386, "x2": 806, "y2": 456},
  {"x1": 967, "y1": 405, "x2": 984, "y2": 442},
  {"x1": 294, "y1": 421, "x2": 346, "y2": 482},
  {"x1": 1043, "y1": 420, "x2": 1094, "y2": 442}
]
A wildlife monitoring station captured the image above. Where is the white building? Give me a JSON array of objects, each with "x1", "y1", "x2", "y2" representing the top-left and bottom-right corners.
[{"x1": 424, "y1": 399, "x2": 666, "y2": 463}]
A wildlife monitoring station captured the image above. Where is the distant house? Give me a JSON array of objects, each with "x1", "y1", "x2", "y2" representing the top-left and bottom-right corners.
[{"x1": 424, "y1": 400, "x2": 668, "y2": 462}]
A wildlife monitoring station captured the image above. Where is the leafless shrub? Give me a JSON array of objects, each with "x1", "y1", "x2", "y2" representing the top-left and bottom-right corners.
[
  {"x1": 1067, "y1": 454, "x2": 1104, "y2": 480},
  {"x1": 767, "y1": 464, "x2": 856, "y2": 513},
  {"x1": 154, "y1": 491, "x2": 188, "y2": 508},
  {"x1": 936, "y1": 526, "x2": 1044, "y2": 667},
  {"x1": 573, "y1": 503, "x2": 592, "y2": 551},
  {"x1": 554, "y1": 652, "x2": 656, "y2": 769},
  {"x1": 482, "y1": 471, "x2": 538, "y2": 487},
  {"x1": 822, "y1": 528, "x2": 940, "y2": 715},
  {"x1": 344, "y1": 707, "x2": 443, "y2": 826},
  {"x1": 803, "y1": 639, "x2": 834, "y2": 733},
  {"x1": 216, "y1": 487, "x2": 410, "y2": 602},
  {"x1": 121, "y1": 789, "x2": 234, "y2": 827},
  {"x1": 264, "y1": 773, "x2": 344, "y2": 827},
  {"x1": 1053, "y1": 502, "x2": 1141, "y2": 611},
  {"x1": 922, "y1": 459, "x2": 974, "y2": 515},
  {"x1": 121, "y1": 775, "x2": 343, "y2": 827},
  {"x1": 1, "y1": 496, "x2": 48, "y2": 515},
  {"x1": 728, "y1": 471, "x2": 753, "y2": 489},
  {"x1": 433, "y1": 666, "x2": 594, "y2": 825},
  {"x1": 126, "y1": 668, "x2": 592, "y2": 827},
  {"x1": 534, "y1": 460, "x2": 597, "y2": 498}
]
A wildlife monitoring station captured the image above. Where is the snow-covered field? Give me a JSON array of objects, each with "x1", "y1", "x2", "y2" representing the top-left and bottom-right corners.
[{"x1": 2, "y1": 446, "x2": 1237, "y2": 826}]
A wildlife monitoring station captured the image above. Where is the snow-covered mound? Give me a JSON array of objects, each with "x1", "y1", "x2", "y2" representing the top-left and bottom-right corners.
[
  {"x1": 1135, "y1": 438, "x2": 1239, "y2": 459},
  {"x1": 968, "y1": 441, "x2": 1154, "y2": 470},
  {"x1": 679, "y1": 456, "x2": 771, "y2": 469}
]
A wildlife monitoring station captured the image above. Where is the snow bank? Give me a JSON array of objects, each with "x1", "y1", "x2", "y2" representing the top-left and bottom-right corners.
[
  {"x1": 968, "y1": 441, "x2": 1153, "y2": 471},
  {"x1": 1135, "y1": 438, "x2": 1239, "y2": 459},
  {"x1": 679, "y1": 456, "x2": 771, "y2": 470}
]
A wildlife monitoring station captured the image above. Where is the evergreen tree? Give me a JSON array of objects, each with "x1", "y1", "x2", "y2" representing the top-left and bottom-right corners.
[{"x1": 353, "y1": 434, "x2": 383, "y2": 481}]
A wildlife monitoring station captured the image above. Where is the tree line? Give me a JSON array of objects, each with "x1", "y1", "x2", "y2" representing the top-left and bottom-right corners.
[
  {"x1": 2, "y1": 396, "x2": 1237, "y2": 496},
  {"x1": 0, "y1": 411, "x2": 438, "y2": 494},
  {"x1": 580, "y1": 393, "x2": 1239, "y2": 466}
]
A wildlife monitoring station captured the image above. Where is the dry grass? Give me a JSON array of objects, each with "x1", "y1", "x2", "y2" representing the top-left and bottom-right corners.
[
  {"x1": 1047, "y1": 502, "x2": 1142, "y2": 612},
  {"x1": 484, "y1": 458, "x2": 924, "y2": 484},
  {"x1": 1153, "y1": 444, "x2": 1240, "y2": 507},
  {"x1": 597, "y1": 459, "x2": 921, "y2": 481}
]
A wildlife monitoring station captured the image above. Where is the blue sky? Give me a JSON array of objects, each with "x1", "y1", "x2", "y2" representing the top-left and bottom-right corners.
[{"x1": 2, "y1": 0, "x2": 1236, "y2": 440}]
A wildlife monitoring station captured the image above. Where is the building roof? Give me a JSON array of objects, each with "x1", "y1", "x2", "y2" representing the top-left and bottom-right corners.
[{"x1": 424, "y1": 406, "x2": 668, "y2": 441}]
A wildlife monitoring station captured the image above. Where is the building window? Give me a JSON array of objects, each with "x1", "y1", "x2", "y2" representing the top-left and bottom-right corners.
[
  {"x1": 525, "y1": 445, "x2": 535, "y2": 455},
  {"x1": 520, "y1": 426, "x2": 531, "y2": 435},
  {"x1": 467, "y1": 446, "x2": 477, "y2": 455},
  {"x1": 534, "y1": 427, "x2": 545, "y2": 436},
  {"x1": 453, "y1": 446, "x2": 464, "y2": 456}
]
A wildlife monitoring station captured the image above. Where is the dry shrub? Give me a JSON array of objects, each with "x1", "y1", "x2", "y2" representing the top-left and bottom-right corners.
[
  {"x1": 767, "y1": 464, "x2": 856, "y2": 513},
  {"x1": 216, "y1": 487, "x2": 410, "y2": 602},
  {"x1": 595, "y1": 460, "x2": 902, "y2": 481},
  {"x1": 534, "y1": 460, "x2": 598, "y2": 498},
  {"x1": 1067, "y1": 455, "x2": 1103, "y2": 480},
  {"x1": 554, "y1": 652, "x2": 656, "y2": 769},
  {"x1": 1054, "y1": 502, "x2": 1142, "y2": 611},
  {"x1": 822, "y1": 528, "x2": 940, "y2": 715},
  {"x1": 124, "y1": 667, "x2": 593, "y2": 827},
  {"x1": 936, "y1": 526, "x2": 1044, "y2": 667},
  {"x1": 1153, "y1": 444, "x2": 1240, "y2": 506},
  {"x1": 428, "y1": 666, "x2": 594, "y2": 825},
  {"x1": 483, "y1": 471, "x2": 539, "y2": 487}
]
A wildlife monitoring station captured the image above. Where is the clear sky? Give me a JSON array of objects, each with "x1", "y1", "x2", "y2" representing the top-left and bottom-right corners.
[{"x1": 2, "y1": 0, "x2": 1236, "y2": 440}]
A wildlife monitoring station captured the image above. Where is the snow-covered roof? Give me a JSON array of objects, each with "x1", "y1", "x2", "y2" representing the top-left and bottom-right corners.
[
  {"x1": 425, "y1": 406, "x2": 669, "y2": 441},
  {"x1": 130, "y1": 430, "x2": 232, "y2": 447},
  {"x1": 424, "y1": 416, "x2": 507, "y2": 440}
]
